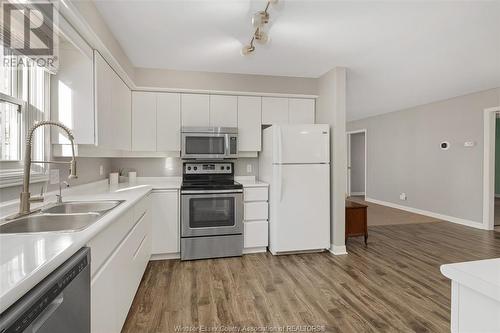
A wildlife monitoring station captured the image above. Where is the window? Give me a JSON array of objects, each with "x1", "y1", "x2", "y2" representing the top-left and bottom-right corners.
[{"x1": 0, "y1": 44, "x2": 50, "y2": 183}]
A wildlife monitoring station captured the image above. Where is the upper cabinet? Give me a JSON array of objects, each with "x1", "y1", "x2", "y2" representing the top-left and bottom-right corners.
[
  {"x1": 157, "y1": 93, "x2": 181, "y2": 152},
  {"x1": 131, "y1": 92, "x2": 181, "y2": 152},
  {"x1": 262, "y1": 97, "x2": 289, "y2": 125},
  {"x1": 238, "y1": 96, "x2": 261, "y2": 152},
  {"x1": 209, "y1": 95, "x2": 237, "y2": 127},
  {"x1": 262, "y1": 97, "x2": 315, "y2": 125},
  {"x1": 181, "y1": 94, "x2": 209, "y2": 127},
  {"x1": 132, "y1": 91, "x2": 157, "y2": 151},
  {"x1": 94, "y1": 51, "x2": 131, "y2": 151},
  {"x1": 51, "y1": 41, "x2": 94, "y2": 145},
  {"x1": 289, "y1": 98, "x2": 315, "y2": 124}
]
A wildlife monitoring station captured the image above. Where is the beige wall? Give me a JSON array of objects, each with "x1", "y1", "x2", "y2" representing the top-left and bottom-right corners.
[
  {"x1": 347, "y1": 87, "x2": 500, "y2": 225},
  {"x1": 134, "y1": 68, "x2": 318, "y2": 95},
  {"x1": 316, "y1": 67, "x2": 347, "y2": 253}
]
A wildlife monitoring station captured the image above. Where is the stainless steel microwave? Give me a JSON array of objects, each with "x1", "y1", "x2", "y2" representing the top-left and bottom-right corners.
[{"x1": 181, "y1": 127, "x2": 238, "y2": 159}]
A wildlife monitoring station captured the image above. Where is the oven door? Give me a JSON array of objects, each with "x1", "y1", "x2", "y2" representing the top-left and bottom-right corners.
[
  {"x1": 181, "y1": 133, "x2": 228, "y2": 159},
  {"x1": 181, "y1": 190, "x2": 243, "y2": 237}
]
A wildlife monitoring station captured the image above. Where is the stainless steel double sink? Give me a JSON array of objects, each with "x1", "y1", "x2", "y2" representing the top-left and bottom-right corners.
[{"x1": 0, "y1": 200, "x2": 124, "y2": 234}]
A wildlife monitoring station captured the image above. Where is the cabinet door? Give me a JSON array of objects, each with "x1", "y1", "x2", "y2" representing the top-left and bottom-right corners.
[
  {"x1": 209, "y1": 95, "x2": 237, "y2": 127},
  {"x1": 157, "y1": 93, "x2": 181, "y2": 151},
  {"x1": 132, "y1": 91, "x2": 156, "y2": 151},
  {"x1": 181, "y1": 94, "x2": 209, "y2": 127},
  {"x1": 238, "y1": 96, "x2": 261, "y2": 152},
  {"x1": 51, "y1": 44, "x2": 94, "y2": 144},
  {"x1": 151, "y1": 190, "x2": 179, "y2": 254},
  {"x1": 262, "y1": 97, "x2": 288, "y2": 125},
  {"x1": 94, "y1": 51, "x2": 113, "y2": 149},
  {"x1": 112, "y1": 74, "x2": 132, "y2": 151},
  {"x1": 289, "y1": 98, "x2": 315, "y2": 124}
]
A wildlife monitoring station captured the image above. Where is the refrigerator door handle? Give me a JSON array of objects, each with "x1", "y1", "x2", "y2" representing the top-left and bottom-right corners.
[
  {"x1": 278, "y1": 165, "x2": 283, "y2": 202},
  {"x1": 278, "y1": 126, "x2": 283, "y2": 164}
]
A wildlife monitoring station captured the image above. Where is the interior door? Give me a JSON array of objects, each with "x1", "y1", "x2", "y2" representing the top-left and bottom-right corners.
[
  {"x1": 275, "y1": 124, "x2": 330, "y2": 164},
  {"x1": 270, "y1": 164, "x2": 330, "y2": 253}
]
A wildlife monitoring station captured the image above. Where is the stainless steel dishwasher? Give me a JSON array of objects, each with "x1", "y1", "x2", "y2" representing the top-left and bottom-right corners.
[{"x1": 0, "y1": 247, "x2": 90, "y2": 333}]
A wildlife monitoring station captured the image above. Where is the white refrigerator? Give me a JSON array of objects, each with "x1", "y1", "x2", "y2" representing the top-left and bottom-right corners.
[{"x1": 259, "y1": 124, "x2": 331, "y2": 254}]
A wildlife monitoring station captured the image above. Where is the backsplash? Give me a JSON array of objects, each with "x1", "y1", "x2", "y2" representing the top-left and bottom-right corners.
[
  {"x1": 0, "y1": 157, "x2": 111, "y2": 203},
  {"x1": 109, "y1": 157, "x2": 259, "y2": 178}
]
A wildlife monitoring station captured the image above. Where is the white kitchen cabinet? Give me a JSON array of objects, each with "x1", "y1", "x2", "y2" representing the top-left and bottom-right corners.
[
  {"x1": 238, "y1": 96, "x2": 261, "y2": 152},
  {"x1": 243, "y1": 184, "x2": 269, "y2": 252},
  {"x1": 244, "y1": 220, "x2": 269, "y2": 249},
  {"x1": 151, "y1": 190, "x2": 179, "y2": 255},
  {"x1": 94, "y1": 51, "x2": 131, "y2": 151},
  {"x1": 90, "y1": 197, "x2": 151, "y2": 333},
  {"x1": 132, "y1": 91, "x2": 157, "y2": 151},
  {"x1": 51, "y1": 41, "x2": 94, "y2": 145},
  {"x1": 157, "y1": 93, "x2": 181, "y2": 151},
  {"x1": 181, "y1": 93, "x2": 209, "y2": 127},
  {"x1": 209, "y1": 95, "x2": 237, "y2": 127},
  {"x1": 289, "y1": 98, "x2": 315, "y2": 124},
  {"x1": 262, "y1": 97, "x2": 289, "y2": 125}
]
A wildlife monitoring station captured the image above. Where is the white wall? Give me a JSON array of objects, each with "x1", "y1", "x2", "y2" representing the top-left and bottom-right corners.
[
  {"x1": 316, "y1": 67, "x2": 347, "y2": 254},
  {"x1": 347, "y1": 87, "x2": 500, "y2": 226}
]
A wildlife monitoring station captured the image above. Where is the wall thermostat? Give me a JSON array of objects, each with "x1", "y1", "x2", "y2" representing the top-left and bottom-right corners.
[{"x1": 440, "y1": 141, "x2": 450, "y2": 150}]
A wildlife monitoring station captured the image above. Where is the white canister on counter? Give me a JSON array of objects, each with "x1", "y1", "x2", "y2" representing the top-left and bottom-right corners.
[
  {"x1": 109, "y1": 172, "x2": 119, "y2": 185},
  {"x1": 128, "y1": 171, "x2": 137, "y2": 183}
]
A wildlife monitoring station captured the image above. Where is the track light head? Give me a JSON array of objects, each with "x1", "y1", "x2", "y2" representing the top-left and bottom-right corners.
[
  {"x1": 254, "y1": 29, "x2": 270, "y2": 44},
  {"x1": 252, "y1": 11, "x2": 269, "y2": 28},
  {"x1": 241, "y1": 44, "x2": 255, "y2": 56}
]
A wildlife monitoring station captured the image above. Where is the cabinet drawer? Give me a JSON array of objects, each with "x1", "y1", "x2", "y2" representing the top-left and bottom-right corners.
[
  {"x1": 244, "y1": 187, "x2": 268, "y2": 202},
  {"x1": 244, "y1": 220, "x2": 268, "y2": 248},
  {"x1": 244, "y1": 202, "x2": 268, "y2": 221},
  {"x1": 87, "y1": 208, "x2": 134, "y2": 277},
  {"x1": 134, "y1": 195, "x2": 151, "y2": 222}
]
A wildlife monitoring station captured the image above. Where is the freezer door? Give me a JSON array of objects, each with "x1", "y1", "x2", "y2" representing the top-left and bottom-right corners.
[
  {"x1": 269, "y1": 164, "x2": 330, "y2": 253},
  {"x1": 274, "y1": 124, "x2": 330, "y2": 164}
]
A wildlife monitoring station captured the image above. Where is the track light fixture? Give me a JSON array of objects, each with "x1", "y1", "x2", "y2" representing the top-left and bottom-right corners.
[{"x1": 241, "y1": 0, "x2": 279, "y2": 56}]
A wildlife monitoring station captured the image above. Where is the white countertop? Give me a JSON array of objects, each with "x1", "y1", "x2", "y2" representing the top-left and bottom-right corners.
[
  {"x1": 441, "y1": 258, "x2": 500, "y2": 302},
  {"x1": 0, "y1": 176, "x2": 267, "y2": 313}
]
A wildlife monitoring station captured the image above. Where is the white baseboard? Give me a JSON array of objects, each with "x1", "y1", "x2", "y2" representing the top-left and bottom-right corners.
[
  {"x1": 329, "y1": 244, "x2": 348, "y2": 255},
  {"x1": 150, "y1": 253, "x2": 180, "y2": 260},
  {"x1": 350, "y1": 192, "x2": 365, "y2": 196},
  {"x1": 364, "y1": 197, "x2": 488, "y2": 230}
]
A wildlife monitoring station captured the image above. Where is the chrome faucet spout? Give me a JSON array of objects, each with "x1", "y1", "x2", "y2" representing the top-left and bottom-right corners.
[{"x1": 17, "y1": 120, "x2": 78, "y2": 217}]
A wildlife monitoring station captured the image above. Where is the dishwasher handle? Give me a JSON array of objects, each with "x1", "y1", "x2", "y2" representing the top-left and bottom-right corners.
[{"x1": 31, "y1": 294, "x2": 64, "y2": 333}]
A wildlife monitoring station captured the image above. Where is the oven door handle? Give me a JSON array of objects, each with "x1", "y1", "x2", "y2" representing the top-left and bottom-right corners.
[{"x1": 181, "y1": 189, "x2": 243, "y2": 194}]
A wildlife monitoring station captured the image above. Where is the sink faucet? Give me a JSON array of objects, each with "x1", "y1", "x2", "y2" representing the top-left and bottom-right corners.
[{"x1": 17, "y1": 120, "x2": 78, "y2": 217}]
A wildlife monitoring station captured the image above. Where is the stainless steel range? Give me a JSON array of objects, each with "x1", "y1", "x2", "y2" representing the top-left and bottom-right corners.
[{"x1": 180, "y1": 162, "x2": 243, "y2": 260}]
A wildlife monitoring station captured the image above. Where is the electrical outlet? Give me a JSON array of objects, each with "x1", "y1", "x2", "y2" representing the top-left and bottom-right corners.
[
  {"x1": 99, "y1": 165, "x2": 104, "y2": 176},
  {"x1": 400, "y1": 193, "x2": 407, "y2": 201},
  {"x1": 246, "y1": 164, "x2": 252, "y2": 173}
]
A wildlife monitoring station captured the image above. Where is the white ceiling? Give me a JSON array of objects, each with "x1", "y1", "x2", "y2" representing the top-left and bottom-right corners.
[{"x1": 94, "y1": 0, "x2": 500, "y2": 120}]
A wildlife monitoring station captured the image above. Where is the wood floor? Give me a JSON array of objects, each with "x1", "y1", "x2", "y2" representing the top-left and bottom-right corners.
[{"x1": 123, "y1": 222, "x2": 500, "y2": 333}]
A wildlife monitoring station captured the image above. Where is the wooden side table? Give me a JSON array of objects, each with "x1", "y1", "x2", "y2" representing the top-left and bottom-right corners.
[{"x1": 345, "y1": 200, "x2": 368, "y2": 245}]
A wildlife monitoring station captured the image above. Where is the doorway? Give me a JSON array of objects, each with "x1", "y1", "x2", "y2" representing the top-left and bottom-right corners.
[
  {"x1": 482, "y1": 106, "x2": 500, "y2": 230},
  {"x1": 495, "y1": 112, "x2": 500, "y2": 227},
  {"x1": 347, "y1": 130, "x2": 367, "y2": 198}
]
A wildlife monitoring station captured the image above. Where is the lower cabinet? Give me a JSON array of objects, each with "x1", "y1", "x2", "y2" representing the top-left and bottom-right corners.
[
  {"x1": 151, "y1": 190, "x2": 180, "y2": 256},
  {"x1": 89, "y1": 196, "x2": 152, "y2": 333},
  {"x1": 243, "y1": 186, "x2": 269, "y2": 252}
]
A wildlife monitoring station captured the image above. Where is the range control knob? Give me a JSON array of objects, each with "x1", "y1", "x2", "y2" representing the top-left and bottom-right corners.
[
  {"x1": 187, "y1": 166, "x2": 191, "y2": 170},
  {"x1": 226, "y1": 166, "x2": 230, "y2": 170},
  {"x1": 220, "y1": 166, "x2": 224, "y2": 170},
  {"x1": 194, "y1": 166, "x2": 198, "y2": 170}
]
